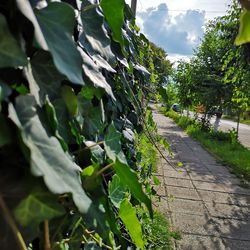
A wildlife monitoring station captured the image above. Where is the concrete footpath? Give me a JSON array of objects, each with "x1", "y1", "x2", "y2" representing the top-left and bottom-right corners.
[{"x1": 151, "y1": 106, "x2": 250, "y2": 250}]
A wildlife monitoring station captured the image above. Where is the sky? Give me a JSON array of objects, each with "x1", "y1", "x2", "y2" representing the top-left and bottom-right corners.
[{"x1": 125, "y1": 0, "x2": 232, "y2": 62}]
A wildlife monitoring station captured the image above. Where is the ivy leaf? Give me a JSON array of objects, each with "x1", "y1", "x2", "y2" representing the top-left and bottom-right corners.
[
  {"x1": 0, "y1": 114, "x2": 11, "y2": 147},
  {"x1": 0, "y1": 81, "x2": 12, "y2": 111},
  {"x1": 8, "y1": 95, "x2": 108, "y2": 234},
  {"x1": 114, "y1": 161, "x2": 153, "y2": 217},
  {"x1": 35, "y1": 2, "x2": 84, "y2": 85},
  {"x1": 14, "y1": 188, "x2": 65, "y2": 227},
  {"x1": 16, "y1": 0, "x2": 48, "y2": 50},
  {"x1": 44, "y1": 97, "x2": 68, "y2": 151},
  {"x1": 79, "y1": 48, "x2": 114, "y2": 99},
  {"x1": 0, "y1": 14, "x2": 27, "y2": 68},
  {"x1": 235, "y1": 10, "x2": 250, "y2": 45},
  {"x1": 104, "y1": 122, "x2": 127, "y2": 164},
  {"x1": 85, "y1": 141, "x2": 105, "y2": 164},
  {"x1": 119, "y1": 199, "x2": 144, "y2": 249},
  {"x1": 108, "y1": 175, "x2": 126, "y2": 208},
  {"x1": 100, "y1": 0, "x2": 125, "y2": 48},
  {"x1": 30, "y1": 51, "x2": 65, "y2": 103},
  {"x1": 53, "y1": 98, "x2": 73, "y2": 144},
  {"x1": 61, "y1": 85, "x2": 78, "y2": 117},
  {"x1": 78, "y1": 95, "x2": 105, "y2": 138},
  {"x1": 80, "y1": 0, "x2": 116, "y2": 69}
]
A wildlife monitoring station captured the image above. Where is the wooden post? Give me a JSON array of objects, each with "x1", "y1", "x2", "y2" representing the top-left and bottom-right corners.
[{"x1": 131, "y1": 0, "x2": 137, "y2": 16}]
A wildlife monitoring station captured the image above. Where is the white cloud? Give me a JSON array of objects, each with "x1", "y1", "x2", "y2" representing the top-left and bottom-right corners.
[
  {"x1": 125, "y1": 0, "x2": 231, "y2": 61},
  {"x1": 137, "y1": 3, "x2": 205, "y2": 56}
]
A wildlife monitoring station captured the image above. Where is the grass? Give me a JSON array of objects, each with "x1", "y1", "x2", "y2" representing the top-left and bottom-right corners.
[
  {"x1": 143, "y1": 211, "x2": 181, "y2": 250},
  {"x1": 162, "y1": 109, "x2": 250, "y2": 181},
  {"x1": 136, "y1": 108, "x2": 181, "y2": 249},
  {"x1": 136, "y1": 132, "x2": 158, "y2": 173},
  {"x1": 223, "y1": 114, "x2": 250, "y2": 125}
]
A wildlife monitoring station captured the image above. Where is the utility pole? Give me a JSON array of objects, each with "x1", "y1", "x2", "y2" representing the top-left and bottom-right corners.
[{"x1": 131, "y1": 0, "x2": 137, "y2": 17}]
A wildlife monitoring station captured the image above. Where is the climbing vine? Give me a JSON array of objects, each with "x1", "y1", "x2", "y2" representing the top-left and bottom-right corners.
[{"x1": 0, "y1": 0, "x2": 166, "y2": 249}]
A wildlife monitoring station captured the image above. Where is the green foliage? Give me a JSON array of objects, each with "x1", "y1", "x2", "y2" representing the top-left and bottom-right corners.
[
  {"x1": 101, "y1": 0, "x2": 125, "y2": 48},
  {"x1": 0, "y1": 0, "x2": 174, "y2": 248},
  {"x1": 142, "y1": 211, "x2": 180, "y2": 250},
  {"x1": 108, "y1": 175, "x2": 127, "y2": 208},
  {"x1": 14, "y1": 187, "x2": 65, "y2": 227},
  {"x1": 236, "y1": 10, "x2": 250, "y2": 45},
  {"x1": 0, "y1": 14, "x2": 28, "y2": 67},
  {"x1": 119, "y1": 198, "x2": 144, "y2": 249},
  {"x1": 35, "y1": 2, "x2": 84, "y2": 84},
  {"x1": 174, "y1": 0, "x2": 250, "y2": 119},
  {"x1": 136, "y1": 133, "x2": 157, "y2": 173},
  {"x1": 159, "y1": 83, "x2": 178, "y2": 109}
]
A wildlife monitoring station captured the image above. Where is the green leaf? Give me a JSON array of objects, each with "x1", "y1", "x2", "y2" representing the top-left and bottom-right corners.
[
  {"x1": 80, "y1": 0, "x2": 116, "y2": 70},
  {"x1": 29, "y1": 51, "x2": 65, "y2": 103},
  {"x1": 0, "y1": 114, "x2": 11, "y2": 147},
  {"x1": 152, "y1": 176, "x2": 161, "y2": 186},
  {"x1": 80, "y1": 86, "x2": 103, "y2": 100},
  {"x1": 101, "y1": 0, "x2": 125, "y2": 48},
  {"x1": 104, "y1": 122, "x2": 127, "y2": 164},
  {"x1": 53, "y1": 98, "x2": 73, "y2": 144},
  {"x1": 82, "y1": 165, "x2": 95, "y2": 177},
  {"x1": 0, "y1": 14, "x2": 27, "y2": 67},
  {"x1": 85, "y1": 141, "x2": 105, "y2": 164},
  {"x1": 79, "y1": 48, "x2": 114, "y2": 99},
  {"x1": 35, "y1": 2, "x2": 84, "y2": 84},
  {"x1": 11, "y1": 83, "x2": 29, "y2": 95},
  {"x1": 114, "y1": 161, "x2": 152, "y2": 217},
  {"x1": 14, "y1": 188, "x2": 65, "y2": 227},
  {"x1": 108, "y1": 175, "x2": 126, "y2": 208},
  {"x1": 78, "y1": 95, "x2": 105, "y2": 138},
  {"x1": 44, "y1": 97, "x2": 68, "y2": 151},
  {"x1": 61, "y1": 86, "x2": 78, "y2": 117},
  {"x1": 119, "y1": 199, "x2": 144, "y2": 249},
  {"x1": 16, "y1": 0, "x2": 48, "y2": 50},
  {"x1": 8, "y1": 95, "x2": 108, "y2": 234},
  {"x1": 0, "y1": 81, "x2": 11, "y2": 102},
  {"x1": 235, "y1": 10, "x2": 250, "y2": 46},
  {"x1": 0, "y1": 81, "x2": 12, "y2": 111},
  {"x1": 177, "y1": 161, "x2": 183, "y2": 167}
]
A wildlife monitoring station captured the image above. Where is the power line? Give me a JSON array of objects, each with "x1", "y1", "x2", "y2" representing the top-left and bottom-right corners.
[{"x1": 138, "y1": 9, "x2": 226, "y2": 14}]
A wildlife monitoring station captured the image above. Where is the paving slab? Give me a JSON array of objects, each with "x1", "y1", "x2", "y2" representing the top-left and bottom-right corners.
[
  {"x1": 166, "y1": 186, "x2": 201, "y2": 201},
  {"x1": 171, "y1": 213, "x2": 218, "y2": 236},
  {"x1": 213, "y1": 218, "x2": 250, "y2": 240},
  {"x1": 198, "y1": 190, "x2": 234, "y2": 204},
  {"x1": 176, "y1": 235, "x2": 227, "y2": 250},
  {"x1": 230, "y1": 194, "x2": 250, "y2": 206},
  {"x1": 192, "y1": 180, "x2": 227, "y2": 192},
  {"x1": 151, "y1": 106, "x2": 250, "y2": 249},
  {"x1": 205, "y1": 202, "x2": 250, "y2": 220},
  {"x1": 165, "y1": 177, "x2": 194, "y2": 188},
  {"x1": 163, "y1": 169, "x2": 190, "y2": 179},
  {"x1": 169, "y1": 198, "x2": 206, "y2": 215},
  {"x1": 223, "y1": 239, "x2": 250, "y2": 250}
]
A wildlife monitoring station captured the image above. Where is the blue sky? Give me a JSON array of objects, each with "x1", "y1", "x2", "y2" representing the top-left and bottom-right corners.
[{"x1": 126, "y1": 0, "x2": 231, "y2": 61}]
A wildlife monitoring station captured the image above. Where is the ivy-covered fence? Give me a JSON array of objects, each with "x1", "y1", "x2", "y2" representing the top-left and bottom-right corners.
[{"x1": 0, "y1": 0, "x2": 158, "y2": 249}]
